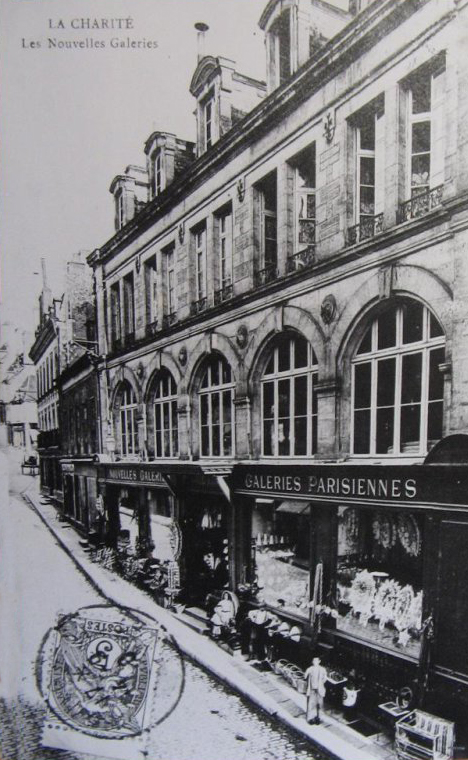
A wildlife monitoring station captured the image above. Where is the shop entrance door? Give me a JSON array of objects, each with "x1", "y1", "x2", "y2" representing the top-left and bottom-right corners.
[
  {"x1": 181, "y1": 495, "x2": 229, "y2": 605},
  {"x1": 436, "y1": 520, "x2": 468, "y2": 675}
]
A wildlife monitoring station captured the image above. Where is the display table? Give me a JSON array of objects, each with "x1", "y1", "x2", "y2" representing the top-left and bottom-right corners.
[
  {"x1": 395, "y1": 709, "x2": 454, "y2": 760},
  {"x1": 326, "y1": 671, "x2": 347, "y2": 708},
  {"x1": 378, "y1": 701, "x2": 410, "y2": 733}
]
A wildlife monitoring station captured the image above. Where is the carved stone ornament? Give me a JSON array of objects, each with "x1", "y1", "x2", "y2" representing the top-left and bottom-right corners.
[
  {"x1": 178, "y1": 345, "x2": 187, "y2": 366},
  {"x1": 135, "y1": 253, "x2": 141, "y2": 274},
  {"x1": 136, "y1": 361, "x2": 145, "y2": 380},
  {"x1": 236, "y1": 324, "x2": 248, "y2": 349},
  {"x1": 237, "y1": 177, "x2": 245, "y2": 203},
  {"x1": 178, "y1": 221, "x2": 185, "y2": 244},
  {"x1": 323, "y1": 111, "x2": 335, "y2": 144},
  {"x1": 321, "y1": 294, "x2": 337, "y2": 325}
]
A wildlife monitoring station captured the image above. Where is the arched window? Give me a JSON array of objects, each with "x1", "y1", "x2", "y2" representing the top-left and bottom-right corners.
[
  {"x1": 199, "y1": 355, "x2": 234, "y2": 457},
  {"x1": 261, "y1": 333, "x2": 318, "y2": 457},
  {"x1": 352, "y1": 300, "x2": 445, "y2": 456},
  {"x1": 116, "y1": 382, "x2": 138, "y2": 457},
  {"x1": 150, "y1": 370, "x2": 178, "y2": 458}
]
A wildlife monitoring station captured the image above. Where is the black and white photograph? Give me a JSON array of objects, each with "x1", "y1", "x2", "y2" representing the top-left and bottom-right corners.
[{"x1": 1, "y1": 0, "x2": 467, "y2": 758}]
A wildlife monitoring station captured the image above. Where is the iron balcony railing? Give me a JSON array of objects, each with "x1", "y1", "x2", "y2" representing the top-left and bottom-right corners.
[
  {"x1": 286, "y1": 245, "x2": 316, "y2": 274},
  {"x1": 214, "y1": 283, "x2": 233, "y2": 306},
  {"x1": 191, "y1": 296, "x2": 208, "y2": 316},
  {"x1": 254, "y1": 263, "x2": 278, "y2": 287},
  {"x1": 162, "y1": 311, "x2": 178, "y2": 329},
  {"x1": 347, "y1": 213, "x2": 384, "y2": 245},
  {"x1": 397, "y1": 185, "x2": 443, "y2": 224},
  {"x1": 145, "y1": 320, "x2": 159, "y2": 338}
]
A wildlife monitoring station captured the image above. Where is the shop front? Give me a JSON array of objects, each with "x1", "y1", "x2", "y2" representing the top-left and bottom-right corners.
[
  {"x1": 232, "y1": 463, "x2": 468, "y2": 736},
  {"x1": 97, "y1": 464, "x2": 232, "y2": 606},
  {"x1": 61, "y1": 459, "x2": 97, "y2": 534}
]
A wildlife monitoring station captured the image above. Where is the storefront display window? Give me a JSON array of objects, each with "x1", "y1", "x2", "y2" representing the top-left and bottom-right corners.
[
  {"x1": 182, "y1": 496, "x2": 229, "y2": 603},
  {"x1": 147, "y1": 490, "x2": 176, "y2": 562},
  {"x1": 251, "y1": 500, "x2": 310, "y2": 617},
  {"x1": 336, "y1": 506, "x2": 423, "y2": 658},
  {"x1": 117, "y1": 488, "x2": 139, "y2": 552}
]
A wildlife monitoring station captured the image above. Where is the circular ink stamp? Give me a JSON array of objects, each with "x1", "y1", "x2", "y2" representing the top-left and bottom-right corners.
[{"x1": 37, "y1": 603, "x2": 184, "y2": 748}]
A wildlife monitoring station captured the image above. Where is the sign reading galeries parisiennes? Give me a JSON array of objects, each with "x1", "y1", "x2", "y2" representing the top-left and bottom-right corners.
[{"x1": 232, "y1": 465, "x2": 468, "y2": 509}]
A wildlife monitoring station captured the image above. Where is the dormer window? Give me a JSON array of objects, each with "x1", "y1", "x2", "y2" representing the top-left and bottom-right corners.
[
  {"x1": 267, "y1": 9, "x2": 291, "y2": 89},
  {"x1": 116, "y1": 190, "x2": 124, "y2": 230},
  {"x1": 152, "y1": 151, "x2": 164, "y2": 196},
  {"x1": 203, "y1": 91, "x2": 216, "y2": 152}
]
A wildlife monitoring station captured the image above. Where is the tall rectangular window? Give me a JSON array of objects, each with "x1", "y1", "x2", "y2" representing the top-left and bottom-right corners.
[
  {"x1": 407, "y1": 60, "x2": 445, "y2": 197},
  {"x1": 256, "y1": 171, "x2": 277, "y2": 278},
  {"x1": 162, "y1": 243, "x2": 176, "y2": 317},
  {"x1": 194, "y1": 225, "x2": 207, "y2": 301},
  {"x1": 202, "y1": 92, "x2": 216, "y2": 152},
  {"x1": 268, "y1": 10, "x2": 291, "y2": 88},
  {"x1": 153, "y1": 151, "x2": 163, "y2": 196},
  {"x1": 116, "y1": 191, "x2": 124, "y2": 230},
  {"x1": 123, "y1": 273, "x2": 135, "y2": 338},
  {"x1": 348, "y1": 98, "x2": 385, "y2": 243},
  {"x1": 289, "y1": 145, "x2": 316, "y2": 259},
  {"x1": 110, "y1": 283, "x2": 121, "y2": 345},
  {"x1": 145, "y1": 256, "x2": 158, "y2": 326},
  {"x1": 218, "y1": 207, "x2": 232, "y2": 289},
  {"x1": 398, "y1": 56, "x2": 445, "y2": 223}
]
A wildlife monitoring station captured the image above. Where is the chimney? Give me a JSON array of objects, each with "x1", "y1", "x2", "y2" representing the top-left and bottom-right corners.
[{"x1": 195, "y1": 22, "x2": 209, "y2": 62}]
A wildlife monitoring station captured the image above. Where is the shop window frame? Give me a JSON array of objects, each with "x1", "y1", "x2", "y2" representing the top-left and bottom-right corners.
[
  {"x1": 198, "y1": 355, "x2": 235, "y2": 458},
  {"x1": 351, "y1": 301, "x2": 445, "y2": 457},
  {"x1": 260, "y1": 333, "x2": 318, "y2": 458},
  {"x1": 151, "y1": 371, "x2": 179, "y2": 459}
]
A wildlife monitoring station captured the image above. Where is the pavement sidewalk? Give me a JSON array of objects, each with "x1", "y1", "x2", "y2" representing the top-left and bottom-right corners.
[{"x1": 22, "y1": 484, "x2": 394, "y2": 760}]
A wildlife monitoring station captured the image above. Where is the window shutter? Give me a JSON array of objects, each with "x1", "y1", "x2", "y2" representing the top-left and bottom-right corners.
[
  {"x1": 374, "y1": 109, "x2": 385, "y2": 215},
  {"x1": 430, "y1": 67, "x2": 445, "y2": 188}
]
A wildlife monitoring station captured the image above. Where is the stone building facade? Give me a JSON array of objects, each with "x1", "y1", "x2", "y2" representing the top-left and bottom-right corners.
[{"x1": 88, "y1": 0, "x2": 468, "y2": 737}]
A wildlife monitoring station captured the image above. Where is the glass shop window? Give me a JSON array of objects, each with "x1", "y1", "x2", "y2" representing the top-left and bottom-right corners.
[
  {"x1": 336, "y1": 506, "x2": 423, "y2": 658},
  {"x1": 352, "y1": 301, "x2": 445, "y2": 456},
  {"x1": 251, "y1": 500, "x2": 310, "y2": 618}
]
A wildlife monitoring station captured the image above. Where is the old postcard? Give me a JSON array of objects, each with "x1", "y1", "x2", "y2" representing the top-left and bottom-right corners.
[{"x1": 1, "y1": 1, "x2": 467, "y2": 759}]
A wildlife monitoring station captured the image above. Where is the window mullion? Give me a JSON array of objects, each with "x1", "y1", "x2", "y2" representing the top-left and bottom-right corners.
[
  {"x1": 394, "y1": 352, "x2": 402, "y2": 455},
  {"x1": 370, "y1": 358, "x2": 378, "y2": 455},
  {"x1": 219, "y1": 389, "x2": 224, "y2": 456},
  {"x1": 274, "y1": 379, "x2": 279, "y2": 457},
  {"x1": 350, "y1": 364, "x2": 356, "y2": 454},
  {"x1": 290, "y1": 375, "x2": 295, "y2": 456},
  {"x1": 420, "y1": 347, "x2": 429, "y2": 454}
]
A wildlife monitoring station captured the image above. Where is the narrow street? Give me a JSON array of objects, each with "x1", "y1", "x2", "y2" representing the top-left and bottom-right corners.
[{"x1": 0, "y1": 450, "x2": 320, "y2": 760}]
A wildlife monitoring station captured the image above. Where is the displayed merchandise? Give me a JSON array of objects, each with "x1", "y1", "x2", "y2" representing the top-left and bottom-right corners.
[{"x1": 396, "y1": 710, "x2": 454, "y2": 760}]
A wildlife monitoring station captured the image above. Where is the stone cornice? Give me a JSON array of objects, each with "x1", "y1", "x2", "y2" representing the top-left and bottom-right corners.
[{"x1": 28, "y1": 319, "x2": 57, "y2": 363}]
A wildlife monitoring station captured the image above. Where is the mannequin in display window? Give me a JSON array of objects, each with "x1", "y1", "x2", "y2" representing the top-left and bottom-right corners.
[{"x1": 305, "y1": 657, "x2": 327, "y2": 724}]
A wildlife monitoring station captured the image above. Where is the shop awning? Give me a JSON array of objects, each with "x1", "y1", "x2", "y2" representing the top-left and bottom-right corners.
[{"x1": 276, "y1": 500, "x2": 311, "y2": 514}]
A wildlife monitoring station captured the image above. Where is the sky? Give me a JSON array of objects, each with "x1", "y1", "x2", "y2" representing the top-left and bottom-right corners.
[{"x1": 0, "y1": 0, "x2": 267, "y2": 338}]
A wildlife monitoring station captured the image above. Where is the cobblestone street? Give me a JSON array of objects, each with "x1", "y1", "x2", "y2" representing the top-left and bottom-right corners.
[{"x1": 0, "y1": 453, "x2": 323, "y2": 760}]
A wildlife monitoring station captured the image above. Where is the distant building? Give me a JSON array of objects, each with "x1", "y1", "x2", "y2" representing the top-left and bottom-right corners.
[
  {"x1": 0, "y1": 322, "x2": 37, "y2": 451},
  {"x1": 29, "y1": 253, "x2": 95, "y2": 502},
  {"x1": 86, "y1": 0, "x2": 468, "y2": 738}
]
